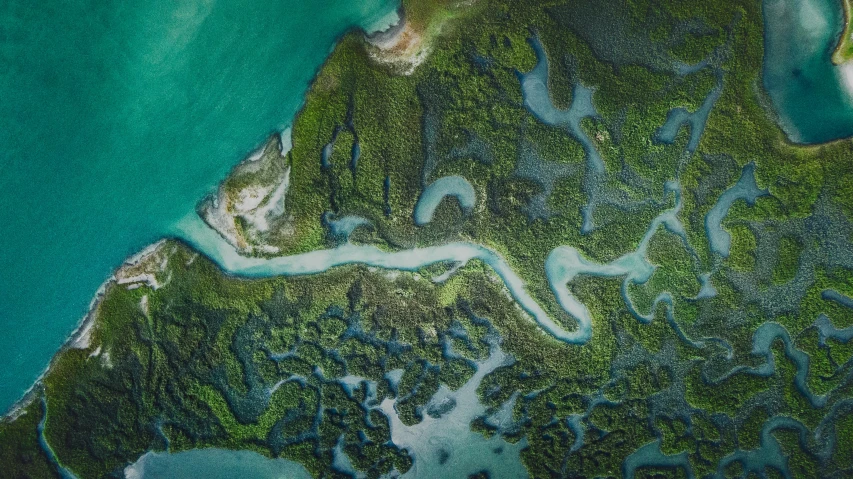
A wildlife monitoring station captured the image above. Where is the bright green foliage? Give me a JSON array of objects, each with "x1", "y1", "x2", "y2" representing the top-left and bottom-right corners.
[
  {"x1": 4, "y1": 0, "x2": 853, "y2": 477},
  {"x1": 0, "y1": 400, "x2": 58, "y2": 479}
]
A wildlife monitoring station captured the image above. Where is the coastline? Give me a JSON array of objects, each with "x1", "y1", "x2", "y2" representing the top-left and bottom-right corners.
[
  {"x1": 6, "y1": 0, "x2": 852, "y2": 426},
  {"x1": 754, "y1": 76, "x2": 853, "y2": 152},
  {"x1": 365, "y1": 4, "x2": 406, "y2": 47},
  {"x1": 364, "y1": 1, "x2": 477, "y2": 75},
  {"x1": 1, "y1": 240, "x2": 169, "y2": 421},
  {"x1": 364, "y1": 3, "x2": 430, "y2": 75},
  {"x1": 4, "y1": 1, "x2": 853, "y2": 477},
  {"x1": 1, "y1": 5, "x2": 409, "y2": 423},
  {"x1": 832, "y1": 0, "x2": 853, "y2": 65},
  {"x1": 760, "y1": 0, "x2": 853, "y2": 145},
  {"x1": 1, "y1": 282, "x2": 109, "y2": 422}
]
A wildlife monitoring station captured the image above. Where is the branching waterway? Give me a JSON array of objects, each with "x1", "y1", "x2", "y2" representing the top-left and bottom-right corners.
[
  {"x1": 173, "y1": 29, "x2": 750, "y2": 349},
  {"x1": 156, "y1": 8, "x2": 853, "y2": 475},
  {"x1": 13, "y1": 0, "x2": 853, "y2": 477},
  {"x1": 173, "y1": 169, "x2": 757, "y2": 350}
]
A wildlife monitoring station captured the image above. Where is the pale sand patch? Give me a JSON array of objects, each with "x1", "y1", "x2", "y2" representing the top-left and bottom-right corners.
[
  {"x1": 69, "y1": 279, "x2": 111, "y2": 350},
  {"x1": 115, "y1": 240, "x2": 171, "y2": 291},
  {"x1": 245, "y1": 145, "x2": 266, "y2": 163},
  {"x1": 140, "y1": 295, "x2": 150, "y2": 317},
  {"x1": 368, "y1": 20, "x2": 430, "y2": 75},
  {"x1": 366, "y1": 2, "x2": 478, "y2": 75},
  {"x1": 236, "y1": 185, "x2": 275, "y2": 214},
  {"x1": 839, "y1": 62, "x2": 853, "y2": 102},
  {"x1": 101, "y1": 349, "x2": 113, "y2": 369},
  {"x1": 200, "y1": 132, "x2": 292, "y2": 254}
]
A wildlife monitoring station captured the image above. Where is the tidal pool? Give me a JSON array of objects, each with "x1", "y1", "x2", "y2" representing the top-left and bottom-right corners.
[
  {"x1": 654, "y1": 76, "x2": 722, "y2": 153},
  {"x1": 704, "y1": 163, "x2": 768, "y2": 258},
  {"x1": 378, "y1": 340, "x2": 529, "y2": 478}
]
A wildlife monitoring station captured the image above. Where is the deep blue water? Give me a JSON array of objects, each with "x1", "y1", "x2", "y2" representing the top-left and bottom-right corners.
[{"x1": 0, "y1": 0, "x2": 398, "y2": 412}]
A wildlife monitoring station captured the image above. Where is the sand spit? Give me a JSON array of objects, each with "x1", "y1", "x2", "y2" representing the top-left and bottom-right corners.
[
  {"x1": 4, "y1": 130, "x2": 292, "y2": 421},
  {"x1": 200, "y1": 131, "x2": 293, "y2": 255},
  {"x1": 832, "y1": 0, "x2": 853, "y2": 65}
]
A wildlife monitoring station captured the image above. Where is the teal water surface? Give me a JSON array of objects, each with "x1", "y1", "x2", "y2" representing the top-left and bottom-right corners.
[
  {"x1": 124, "y1": 449, "x2": 312, "y2": 479},
  {"x1": 0, "y1": 0, "x2": 398, "y2": 412},
  {"x1": 763, "y1": 0, "x2": 853, "y2": 143}
]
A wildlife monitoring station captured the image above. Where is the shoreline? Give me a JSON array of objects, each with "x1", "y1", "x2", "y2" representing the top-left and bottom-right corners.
[
  {"x1": 2, "y1": 280, "x2": 109, "y2": 421},
  {"x1": 1, "y1": 4, "x2": 406, "y2": 423},
  {"x1": 758, "y1": 0, "x2": 853, "y2": 146},
  {"x1": 754, "y1": 76, "x2": 853, "y2": 151},
  {"x1": 12, "y1": 0, "x2": 848, "y2": 428},
  {"x1": 832, "y1": 0, "x2": 853, "y2": 65},
  {"x1": 362, "y1": 2, "x2": 470, "y2": 75},
  {"x1": 1, "y1": 241, "x2": 168, "y2": 421},
  {"x1": 4, "y1": 1, "x2": 853, "y2": 477},
  {"x1": 365, "y1": 5, "x2": 406, "y2": 48}
]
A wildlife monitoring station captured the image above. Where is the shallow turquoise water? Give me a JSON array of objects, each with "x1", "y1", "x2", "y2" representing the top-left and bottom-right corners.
[
  {"x1": 413, "y1": 175, "x2": 476, "y2": 225},
  {"x1": 125, "y1": 449, "x2": 311, "y2": 479},
  {"x1": 0, "y1": 0, "x2": 398, "y2": 412},
  {"x1": 763, "y1": 0, "x2": 853, "y2": 143},
  {"x1": 704, "y1": 163, "x2": 768, "y2": 258}
]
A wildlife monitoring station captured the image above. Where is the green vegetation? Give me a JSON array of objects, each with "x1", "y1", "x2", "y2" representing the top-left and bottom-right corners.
[
  {"x1": 3, "y1": 0, "x2": 853, "y2": 477},
  {"x1": 833, "y1": 0, "x2": 853, "y2": 65},
  {"x1": 0, "y1": 399, "x2": 57, "y2": 479},
  {"x1": 3, "y1": 231, "x2": 848, "y2": 477}
]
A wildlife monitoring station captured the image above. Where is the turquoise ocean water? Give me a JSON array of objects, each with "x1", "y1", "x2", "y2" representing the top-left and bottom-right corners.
[
  {"x1": 2, "y1": 0, "x2": 852, "y2": 418},
  {"x1": 0, "y1": 0, "x2": 397, "y2": 412}
]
